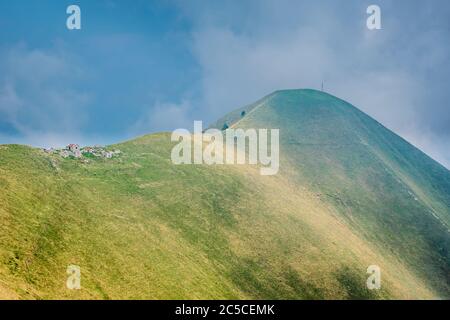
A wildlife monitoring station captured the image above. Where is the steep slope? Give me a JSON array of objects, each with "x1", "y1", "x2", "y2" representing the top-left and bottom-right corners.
[
  {"x1": 214, "y1": 89, "x2": 450, "y2": 297},
  {"x1": 0, "y1": 89, "x2": 449, "y2": 299}
]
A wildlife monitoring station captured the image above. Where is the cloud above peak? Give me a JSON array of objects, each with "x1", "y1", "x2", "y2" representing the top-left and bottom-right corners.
[
  {"x1": 0, "y1": 1, "x2": 448, "y2": 168},
  {"x1": 177, "y1": 0, "x2": 450, "y2": 168}
]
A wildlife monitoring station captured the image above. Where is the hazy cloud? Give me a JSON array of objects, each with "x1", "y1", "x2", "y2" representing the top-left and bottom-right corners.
[
  {"x1": 131, "y1": 100, "x2": 192, "y2": 136},
  {"x1": 0, "y1": 1, "x2": 448, "y2": 168},
  {"x1": 176, "y1": 0, "x2": 450, "y2": 168},
  {"x1": 0, "y1": 44, "x2": 91, "y2": 147}
]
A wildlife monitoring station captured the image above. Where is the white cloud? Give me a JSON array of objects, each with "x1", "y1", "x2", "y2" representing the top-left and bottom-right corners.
[
  {"x1": 0, "y1": 44, "x2": 91, "y2": 147},
  {"x1": 0, "y1": 131, "x2": 88, "y2": 149},
  {"x1": 130, "y1": 100, "x2": 192, "y2": 135},
  {"x1": 177, "y1": 0, "x2": 450, "y2": 169},
  {"x1": 401, "y1": 129, "x2": 450, "y2": 170}
]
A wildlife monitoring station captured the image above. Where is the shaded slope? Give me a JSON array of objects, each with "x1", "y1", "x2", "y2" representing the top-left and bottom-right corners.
[{"x1": 215, "y1": 89, "x2": 450, "y2": 297}]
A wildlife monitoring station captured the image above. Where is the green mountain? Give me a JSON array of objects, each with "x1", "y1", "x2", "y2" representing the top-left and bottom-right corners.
[{"x1": 0, "y1": 89, "x2": 449, "y2": 299}]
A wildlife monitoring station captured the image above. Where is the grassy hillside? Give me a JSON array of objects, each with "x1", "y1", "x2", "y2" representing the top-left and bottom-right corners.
[
  {"x1": 0, "y1": 89, "x2": 449, "y2": 299},
  {"x1": 215, "y1": 89, "x2": 450, "y2": 297}
]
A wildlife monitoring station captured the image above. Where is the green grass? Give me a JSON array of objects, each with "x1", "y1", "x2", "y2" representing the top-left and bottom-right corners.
[{"x1": 0, "y1": 90, "x2": 449, "y2": 299}]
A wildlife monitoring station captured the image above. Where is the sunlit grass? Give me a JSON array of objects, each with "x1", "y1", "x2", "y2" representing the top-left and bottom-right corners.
[{"x1": 0, "y1": 90, "x2": 449, "y2": 299}]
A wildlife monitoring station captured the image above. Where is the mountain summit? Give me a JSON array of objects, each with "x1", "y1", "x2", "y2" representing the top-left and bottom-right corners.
[{"x1": 1, "y1": 89, "x2": 449, "y2": 299}]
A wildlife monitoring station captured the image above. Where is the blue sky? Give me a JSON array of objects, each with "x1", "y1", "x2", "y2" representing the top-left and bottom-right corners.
[{"x1": 0, "y1": 0, "x2": 449, "y2": 168}]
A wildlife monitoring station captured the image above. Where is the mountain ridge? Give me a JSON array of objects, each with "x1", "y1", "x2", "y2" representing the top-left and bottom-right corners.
[
  {"x1": 213, "y1": 88, "x2": 449, "y2": 172},
  {"x1": 0, "y1": 89, "x2": 449, "y2": 299}
]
